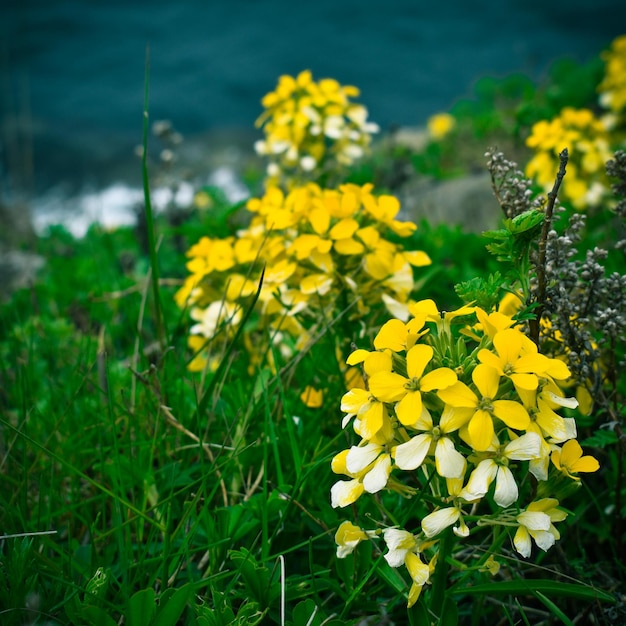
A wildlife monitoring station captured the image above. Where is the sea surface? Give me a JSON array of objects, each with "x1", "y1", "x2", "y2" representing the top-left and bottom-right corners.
[{"x1": 2, "y1": 0, "x2": 625, "y2": 233}]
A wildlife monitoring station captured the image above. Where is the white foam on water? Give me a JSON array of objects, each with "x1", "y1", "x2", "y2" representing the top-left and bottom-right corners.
[
  {"x1": 31, "y1": 172, "x2": 246, "y2": 238},
  {"x1": 207, "y1": 166, "x2": 250, "y2": 204}
]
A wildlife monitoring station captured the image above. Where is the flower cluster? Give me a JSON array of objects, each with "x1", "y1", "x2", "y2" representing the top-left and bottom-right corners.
[
  {"x1": 525, "y1": 107, "x2": 612, "y2": 209},
  {"x1": 598, "y1": 34, "x2": 626, "y2": 117},
  {"x1": 525, "y1": 35, "x2": 626, "y2": 211},
  {"x1": 176, "y1": 183, "x2": 430, "y2": 372},
  {"x1": 332, "y1": 301, "x2": 599, "y2": 606},
  {"x1": 254, "y1": 70, "x2": 379, "y2": 186}
]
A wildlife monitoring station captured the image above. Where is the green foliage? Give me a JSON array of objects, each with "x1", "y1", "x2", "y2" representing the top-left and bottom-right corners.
[
  {"x1": 454, "y1": 271, "x2": 505, "y2": 311},
  {"x1": 483, "y1": 209, "x2": 545, "y2": 298},
  {"x1": 1, "y1": 34, "x2": 625, "y2": 626}
]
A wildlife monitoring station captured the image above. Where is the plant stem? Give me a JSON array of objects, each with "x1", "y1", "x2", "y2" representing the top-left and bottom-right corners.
[
  {"x1": 530, "y1": 148, "x2": 568, "y2": 345},
  {"x1": 142, "y1": 46, "x2": 166, "y2": 350},
  {"x1": 429, "y1": 528, "x2": 454, "y2": 619}
]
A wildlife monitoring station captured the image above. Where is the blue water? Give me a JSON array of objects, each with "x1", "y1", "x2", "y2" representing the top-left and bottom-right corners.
[{"x1": 2, "y1": 0, "x2": 626, "y2": 194}]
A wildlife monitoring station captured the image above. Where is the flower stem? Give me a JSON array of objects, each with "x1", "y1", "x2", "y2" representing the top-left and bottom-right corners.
[
  {"x1": 429, "y1": 528, "x2": 454, "y2": 619},
  {"x1": 530, "y1": 148, "x2": 568, "y2": 344}
]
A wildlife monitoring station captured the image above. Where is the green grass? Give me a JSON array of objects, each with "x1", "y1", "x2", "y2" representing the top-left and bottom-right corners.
[
  {"x1": 1, "y1": 204, "x2": 621, "y2": 625},
  {"x1": 1, "y1": 38, "x2": 625, "y2": 624}
]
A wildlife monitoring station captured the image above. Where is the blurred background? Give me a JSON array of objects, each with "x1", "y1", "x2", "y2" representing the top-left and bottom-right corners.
[{"x1": 2, "y1": 0, "x2": 626, "y2": 232}]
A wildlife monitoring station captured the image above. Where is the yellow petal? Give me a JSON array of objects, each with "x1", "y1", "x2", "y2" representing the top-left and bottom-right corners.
[
  {"x1": 374, "y1": 319, "x2": 408, "y2": 351},
  {"x1": 493, "y1": 328, "x2": 523, "y2": 363},
  {"x1": 571, "y1": 455, "x2": 600, "y2": 473},
  {"x1": 346, "y1": 349, "x2": 371, "y2": 365},
  {"x1": 516, "y1": 353, "x2": 550, "y2": 375},
  {"x1": 492, "y1": 400, "x2": 530, "y2": 430},
  {"x1": 477, "y1": 349, "x2": 504, "y2": 374},
  {"x1": 468, "y1": 410, "x2": 494, "y2": 452},
  {"x1": 559, "y1": 439, "x2": 583, "y2": 467},
  {"x1": 472, "y1": 364, "x2": 500, "y2": 399},
  {"x1": 510, "y1": 372, "x2": 539, "y2": 391},
  {"x1": 363, "y1": 351, "x2": 393, "y2": 376},
  {"x1": 406, "y1": 344, "x2": 434, "y2": 379},
  {"x1": 404, "y1": 250, "x2": 431, "y2": 267},
  {"x1": 437, "y1": 382, "x2": 478, "y2": 408},
  {"x1": 309, "y1": 206, "x2": 330, "y2": 234},
  {"x1": 396, "y1": 391, "x2": 424, "y2": 426},
  {"x1": 331, "y1": 479, "x2": 364, "y2": 508},
  {"x1": 359, "y1": 402, "x2": 385, "y2": 440},
  {"x1": 333, "y1": 238, "x2": 365, "y2": 255},
  {"x1": 405, "y1": 552, "x2": 430, "y2": 586},
  {"x1": 368, "y1": 372, "x2": 408, "y2": 402},
  {"x1": 420, "y1": 367, "x2": 457, "y2": 392},
  {"x1": 330, "y1": 218, "x2": 359, "y2": 239}
]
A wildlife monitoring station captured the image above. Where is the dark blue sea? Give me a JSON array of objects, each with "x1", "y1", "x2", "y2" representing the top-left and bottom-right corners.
[{"x1": 2, "y1": 0, "x2": 625, "y2": 232}]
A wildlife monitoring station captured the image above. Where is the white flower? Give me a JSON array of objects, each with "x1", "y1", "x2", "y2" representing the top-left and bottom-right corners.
[
  {"x1": 190, "y1": 301, "x2": 241, "y2": 338},
  {"x1": 421, "y1": 507, "x2": 461, "y2": 538},
  {"x1": 462, "y1": 433, "x2": 541, "y2": 507},
  {"x1": 330, "y1": 478, "x2": 363, "y2": 509},
  {"x1": 393, "y1": 407, "x2": 466, "y2": 478},
  {"x1": 382, "y1": 528, "x2": 417, "y2": 567},
  {"x1": 299, "y1": 155, "x2": 317, "y2": 171},
  {"x1": 514, "y1": 499, "x2": 567, "y2": 557},
  {"x1": 335, "y1": 521, "x2": 376, "y2": 558},
  {"x1": 346, "y1": 443, "x2": 392, "y2": 494}
]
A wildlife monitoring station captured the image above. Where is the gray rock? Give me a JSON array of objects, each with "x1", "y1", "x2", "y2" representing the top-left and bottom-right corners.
[
  {"x1": 0, "y1": 249, "x2": 45, "y2": 299},
  {"x1": 0, "y1": 200, "x2": 36, "y2": 247},
  {"x1": 398, "y1": 172, "x2": 502, "y2": 233}
]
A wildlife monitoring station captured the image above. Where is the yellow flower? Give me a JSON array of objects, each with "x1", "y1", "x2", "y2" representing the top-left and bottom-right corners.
[
  {"x1": 427, "y1": 112, "x2": 456, "y2": 140},
  {"x1": 598, "y1": 34, "x2": 626, "y2": 114},
  {"x1": 551, "y1": 439, "x2": 600, "y2": 479},
  {"x1": 335, "y1": 521, "x2": 376, "y2": 558},
  {"x1": 514, "y1": 499, "x2": 567, "y2": 557},
  {"x1": 405, "y1": 552, "x2": 430, "y2": 608},
  {"x1": 525, "y1": 106, "x2": 612, "y2": 209},
  {"x1": 382, "y1": 526, "x2": 434, "y2": 606},
  {"x1": 438, "y1": 363, "x2": 530, "y2": 452},
  {"x1": 300, "y1": 386, "x2": 324, "y2": 408},
  {"x1": 478, "y1": 328, "x2": 550, "y2": 392},
  {"x1": 330, "y1": 450, "x2": 365, "y2": 508},
  {"x1": 473, "y1": 307, "x2": 515, "y2": 340},
  {"x1": 373, "y1": 318, "x2": 428, "y2": 352},
  {"x1": 193, "y1": 190, "x2": 212, "y2": 209},
  {"x1": 255, "y1": 71, "x2": 378, "y2": 183},
  {"x1": 368, "y1": 344, "x2": 457, "y2": 426}
]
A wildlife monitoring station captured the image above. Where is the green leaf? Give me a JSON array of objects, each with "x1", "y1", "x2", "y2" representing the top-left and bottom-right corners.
[
  {"x1": 453, "y1": 579, "x2": 615, "y2": 604},
  {"x1": 408, "y1": 598, "x2": 430, "y2": 626},
  {"x1": 532, "y1": 590, "x2": 574, "y2": 626},
  {"x1": 508, "y1": 209, "x2": 545, "y2": 235},
  {"x1": 292, "y1": 599, "x2": 322, "y2": 626},
  {"x1": 440, "y1": 595, "x2": 459, "y2": 626},
  {"x1": 154, "y1": 584, "x2": 193, "y2": 626},
  {"x1": 127, "y1": 588, "x2": 157, "y2": 626},
  {"x1": 80, "y1": 605, "x2": 120, "y2": 626},
  {"x1": 229, "y1": 548, "x2": 280, "y2": 608},
  {"x1": 580, "y1": 429, "x2": 618, "y2": 448}
]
